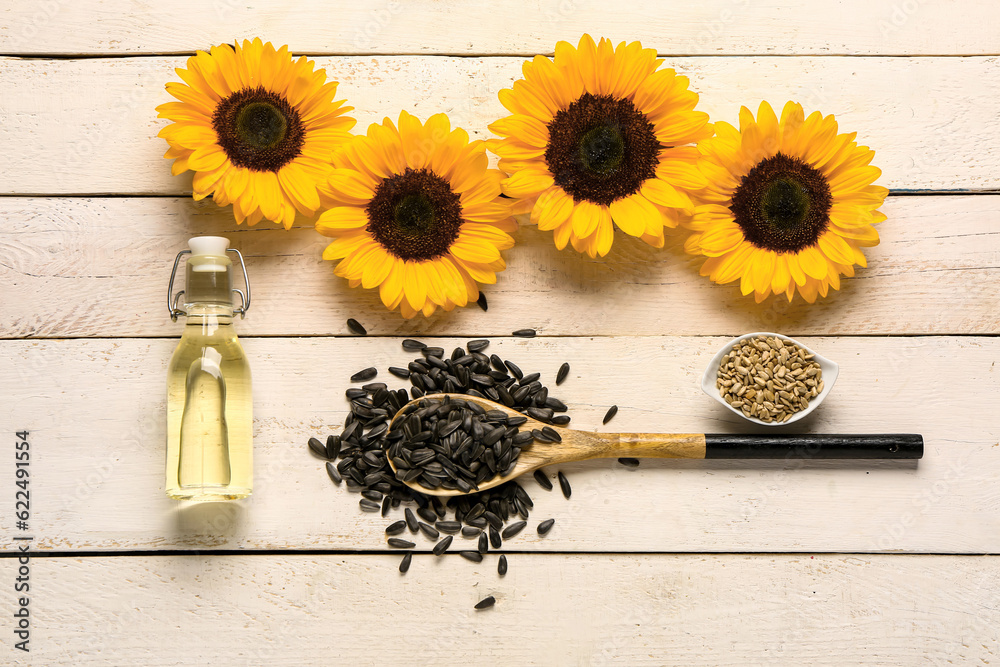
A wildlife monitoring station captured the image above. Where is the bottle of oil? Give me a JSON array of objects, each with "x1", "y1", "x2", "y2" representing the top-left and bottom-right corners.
[{"x1": 165, "y1": 236, "x2": 252, "y2": 500}]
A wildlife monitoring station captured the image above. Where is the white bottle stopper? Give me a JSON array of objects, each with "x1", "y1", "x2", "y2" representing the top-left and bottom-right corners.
[
  {"x1": 188, "y1": 236, "x2": 230, "y2": 257},
  {"x1": 188, "y1": 236, "x2": 230, "y2": 273}
]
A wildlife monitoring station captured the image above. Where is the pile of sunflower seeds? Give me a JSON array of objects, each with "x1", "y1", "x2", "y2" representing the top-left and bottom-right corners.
[
  {"x1": 390, "y1": 397, "x2": 534, "y2": 492},
  {"x1": 716, "y1": 335, "x2": 824, "y2": 423},
  {"x1": 309, "y1": 338, "x2": 570, "y2": 582}
]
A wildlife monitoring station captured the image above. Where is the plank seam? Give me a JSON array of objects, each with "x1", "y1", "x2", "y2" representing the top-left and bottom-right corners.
[{"x1": 2, "y1": 550, "x2": 996, "y2": 558}]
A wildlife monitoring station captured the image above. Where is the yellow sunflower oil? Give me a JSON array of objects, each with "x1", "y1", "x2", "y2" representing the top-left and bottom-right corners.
[{"x1": 165, "y1": 237, "x2": 252, "y2": 500}]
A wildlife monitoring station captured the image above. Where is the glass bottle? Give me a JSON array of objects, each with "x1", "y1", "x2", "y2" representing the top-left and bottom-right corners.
[{"x1": 165, "y1": 236, "x2": 252, "y2": 500}]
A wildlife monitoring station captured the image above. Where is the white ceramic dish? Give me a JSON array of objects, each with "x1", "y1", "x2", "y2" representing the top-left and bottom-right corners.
[{"x1": 701, "y1": 332, "x2": 839, "y2": 427}]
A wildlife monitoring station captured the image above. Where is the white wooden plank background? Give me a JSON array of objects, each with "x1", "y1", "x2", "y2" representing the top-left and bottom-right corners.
[
  {"x1": 2, "y1": 0, "x2": 998, "y2": 56},
  {"x1": 1, "y1": 195, "x2": 997, "y2": 338},
  {"x1": 2, "y1": 55, "x2": 999, "y2": 194},
  {"x1": 1, "y1": 0, "x2": 997, "y2": 663},
  {"x1": 2, "y1": 554, "x2": 996, "y2": 666},
  {"x1": 3, "y1": 335, "x2": 996, "y2": 553}
]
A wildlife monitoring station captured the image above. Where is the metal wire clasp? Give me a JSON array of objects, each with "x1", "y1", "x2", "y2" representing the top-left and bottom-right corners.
[{"x1": 167, "y1": 248, "x2": 252, "y2": 322}]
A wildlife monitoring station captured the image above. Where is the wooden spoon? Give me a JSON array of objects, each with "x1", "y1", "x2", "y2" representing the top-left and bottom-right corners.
[{"x1": 386, "y1": 393, "x2": 923, "y2": 497}]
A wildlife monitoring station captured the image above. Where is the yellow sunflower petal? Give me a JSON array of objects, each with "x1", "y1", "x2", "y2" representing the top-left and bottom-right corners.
[
  {"x1": 315, "y1": 206, "x2": 370, "y2": 234},
  {"x1": 502, "y1": 169, "x2": 554, "y2": 199},
  {"x1": 609, "y1": 194, "x2": 659, "y2": 238},
  {"x1": 797, "y1": 245, "x2": 830, "y2": 280},
  {"x1": 531, "y1": 187, "x2": 574, "y2": 231},
  {"x1": 570, "y1": 200, "x2": 606, "y2": 238}
]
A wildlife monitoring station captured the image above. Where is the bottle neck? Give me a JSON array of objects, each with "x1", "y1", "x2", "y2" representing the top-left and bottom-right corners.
[{"x1": 182, "y1": 303, "x2": 236, "y2": 331}]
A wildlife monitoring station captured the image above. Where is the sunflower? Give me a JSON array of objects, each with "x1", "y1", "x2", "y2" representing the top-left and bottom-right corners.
[
  {"x1": 156, "y1": 38, "x2": 355, "y2": 229},
  {"x1": 488, "y1": 34, "x2": 712, "y2": 258},
  {"x1": 315, "y1": 111, "x2": 516, "y2": 319},
  {"x1": 683, "y1": 101, "x2": 886, "y2": 303}
]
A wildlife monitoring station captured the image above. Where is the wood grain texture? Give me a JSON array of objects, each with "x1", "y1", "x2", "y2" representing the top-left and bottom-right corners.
[
  {"x1": 2, "y1": 335, "x2": 996, "y2": 553},
  {"x1": 2, "y1": 0, "x2": 999, "y2": 56},
  {"x1": 2, "y1": 195, "x2": 997, "y2": 338},
  {"x1": 2, "y1": 553, "x2": 996, "y2": 666},
  {"x1": 2, "y1": 55, "x2": 999, "y2": 194}
]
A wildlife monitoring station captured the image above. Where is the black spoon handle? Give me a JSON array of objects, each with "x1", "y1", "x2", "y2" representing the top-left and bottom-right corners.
[{"x1": 704, "y1": 434, "x2": 923, "y2": 459}]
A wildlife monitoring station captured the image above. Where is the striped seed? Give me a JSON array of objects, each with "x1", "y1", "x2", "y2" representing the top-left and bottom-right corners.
[
  {"x1": 502, "y1": 521, "x2": 527, "y2": 539},
  {"x1": 308, "y1": 437, "x2": 328, "y2": 458},
  {"x1": 557, "y1": 471, "x2": 571, "y2": 499},
  {"x1": 432, "y1": 535, "x2": 453, "y2": 555},
  {"x1": 556, "y1": 362, "x2": 570, "y2": 385},
  {"x1": 537, "y1": 518, "x2": 555, "y2": 535},
  {"x1": 350, "y1": 367, "x2": 378, "y2": 383},
  {"x1": 388, "y1": 538, "x2": 415, "y2": 548},
  {"x1": 460, "y1": 551, "x2": 484, "y2": 563},
  {"x1": 385, "y1": 520, "x2": 407, "y2": 535},
  {"x1": 498, "y1": 554, "x2": 508, "y2": 575},
  {"x1": 533, "y1": 469, "x2": 553, "y2": 491},
  {"x1": 399, "y1": 552, "x2": 412, "y2": 573},
  {"x1": 602, "y1": 405, "x2": 618, "y2": 425}
]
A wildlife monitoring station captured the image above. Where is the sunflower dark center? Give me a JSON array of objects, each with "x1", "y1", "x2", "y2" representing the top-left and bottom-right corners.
[
  {"x1": 730, "y1": 153, "x2": 832, "y2": 253},
  {"x1": 366, "y1": 168, "x2": 463, "y2": 261},
  {"x1": 579, "y1": 125, "x2": 625, "y2": 175},
  {"x1": 212, "y1": 87, "x2": 304, "y2": 171},
  {"x1": 545, "y1": 93, "x2": 662, "y2": 206}
]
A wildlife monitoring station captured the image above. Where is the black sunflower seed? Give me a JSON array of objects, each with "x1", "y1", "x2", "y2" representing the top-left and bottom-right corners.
[
  {"x1": 498, "y1": 554, "x2": 508, "y2": 575},
  {"x1": 360, "y1": 499, "x2": 381, "y2": 512},
  {"x1": 512, "y1": 329, "x2": 536, "y2": 338},
  {"x1": 618, "y1": 457, "x2": 640, "y2": 468},
  {"x1": 381, "y1": 496, "x2": 391, "y2": 517},
  {"x1": 432, "y1": 535, "x2": 453, "y2": 555},
  {"x1": 489, "y1": 526, "x2": 502, "y2": 549},
  {"x1": 307, "y1": 437, "x2": 328, "y2": 458},
  {"x1": 557, "y1": 471, "x2": 571, "y2": 499},
  {"x1": 388, "y1": 538, "x2": 415, "y2": 548},
  {"x1": 541, "y1": 426, "x2": 561, "y2": 442},
  {"x1": 477, "y1": 292, "x2": 488, "y2": 311},
  {"x1": 326, "y1": 435, "x2": 342, "y2": 459},
  {"x1": 460, "y1": 551, "x2": 483, "y2": 563},
  {"x1": 419, "y1": 522, "x2": 440, "y2": 540},
  {"x1": 350, "y1": 367, "x2": 378, "y2": 383},
  {"x1": 346, "y1": 318, "x2": 367, "y2": 335},
  {"x1": 436, "y1": 521, "x2": 462, "y2": 534},
  {"x1": 467, "y1": 339, "x2": 490, "y2": 352},
  {"x1": 556, "y1": 362, "x2": 570, "y2": 385},
  {"x1": 399, "y1": 552, "x2": 412, "y2": 573},
  {"x1": 537, "y1": 518, "x2": 555, "y2": 535},
  {"x1": 603, "y1": 405, "x2": 618, "y2": 425},
  {"x1": 417, "y1": 507, "x2": 438, "y2": 523},
  {"x1": 325, "y1": 461, "x2": 342, "y2": 484},
  {"x1": 462, "y1": 526, "x2": 482, "y2": 537},
  {"x1": 385, "y1": 520, "x2": 407, "y2": 535},
  {"x1": 402, "y1": 339, "x2": 427, "y2": 350},
  {"x1": 475, "y1": 595, "x2": 496, "y2": 609},
  {"x1": 551, "y1": 415, "x2": 571, "y2": 425},
  {"x1": 501, "y1": 521, "x2": 527, "y2": 540},
  {"x1": 404, "y1": 508, "x2": 419, "y2": 533},
  {"x1": 533, "y1": 469, "x2": 553, "y2": 491},
  {"x1": 478, "y1": 531, "x2": 489, "y2": 554},
  {"x1": 388, "y1": 366, "x2": 411, "y2": 379}
]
